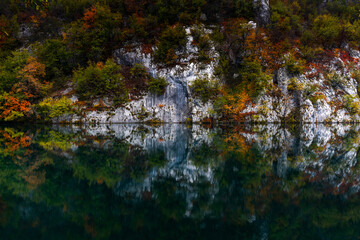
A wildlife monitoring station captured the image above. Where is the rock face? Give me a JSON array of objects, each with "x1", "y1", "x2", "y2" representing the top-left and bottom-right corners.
[
  {"x1": 243, "y1": 49, "x2": 360, "y2": 123},
  {"x1": 54, "y1": 24, "x2": 360, "y2": 124},
  {"x1": 253, "y1": 0, "x2": 271, "y2": 26},
  {"x1": 55, "y1": 26, "x2": 217, "y2": 123}
]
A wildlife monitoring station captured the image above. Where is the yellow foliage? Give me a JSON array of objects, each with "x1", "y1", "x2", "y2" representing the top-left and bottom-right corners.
[{"x1": 222, "y1": 89, "x2": 253, "y2": 121}]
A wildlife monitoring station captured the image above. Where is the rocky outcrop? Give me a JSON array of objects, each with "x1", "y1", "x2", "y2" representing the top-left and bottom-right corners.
[
  {"x1": 253, "y1": 0, "x2": 271, "y2": 26},
  {"x1": 243, "y1": 49, "x2": 360, "y2": 123},
  {"x1": 53, "y1": 24, "x2": 360, "y2": 124},
  {"x1": 55, "y1": 26, "x2": 217, "y2": 123}
]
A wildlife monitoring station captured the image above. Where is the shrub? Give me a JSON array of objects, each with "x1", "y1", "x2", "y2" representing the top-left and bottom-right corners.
[
  {"x1": 153, "y1": 24, "x2": 187, "y2": 66},
  {"x1": 0, "y1": 50, "x2": 31, "y2": 93},
  {"x1": 127, "y1": 63, "x2": 151, "y2": 95},
  {"x1": 191, "y1": 26, "x2": 212, "y2": 64},
  {"x1": 309, "y1": 92, "x2": 327, "y2": 105},
  {"x1": 0, "y1": 15, "x2": 19, "y2": 52},
  {"x1": 344, "y1": 94, "x2": 360, "y2": 115},
  {"x1": 283, "y1": 53, "x2": 305, "y2": 75},
  {"x1": 73, "y1": 59, "x2": 128, "y2": 106},
  {"x1": 237, "y1": 60, "x2": 272, "y2": 96},
  {"x1": 0, "y1": 92, "x2": 31, "y2": 121},
  {"x1": 33, "y1": 39, "x2": 73, "y2": 83},
  {"x1": 36, "y1": 96, "x2": 75, "y2": 121},
  {"x1": 313, "y1": 14, "x2": 342, "y2": 48},
  {"x1": 287, "y1": 78, "x2": 304, "y2": 92},
  {"x1": 326, "y1": 71, "x2": 345, "y2": 88},
  {"x1": 303, "y1": 84, "x2": 318, "y2": 97},
  {"x1": 190, "y1": 77, "x2": 220, "y2": 103},
  {"x1": 148, "y1": 77, "x2": 168, "y2": 95},
  {"x1": 155, "y1": 0, "x2": 206, "y2": 25},
  {"x1": 63, "y1": 4, "x2": 123, "y2": 65},
  {"x1": 14, "y1": 56, "x2": 46, "y2": 100},
  {"x1": 213, "y1": 88, "x2": 252, "y2": 121}
]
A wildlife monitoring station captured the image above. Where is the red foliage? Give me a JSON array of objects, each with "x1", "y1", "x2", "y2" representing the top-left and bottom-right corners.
[{"x1": 141, "y1": 43, "x2": 153, "y2": 54}]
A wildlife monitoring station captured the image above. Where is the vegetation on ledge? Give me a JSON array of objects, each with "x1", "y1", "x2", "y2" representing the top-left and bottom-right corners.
[{"x1": 1, "y1": 0, "x2": 360, "y2": 122}]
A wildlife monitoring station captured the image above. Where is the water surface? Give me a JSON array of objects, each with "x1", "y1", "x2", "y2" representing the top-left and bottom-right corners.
[{"x1": 0, "y1": 123, "x2": 360, "y2": 239}]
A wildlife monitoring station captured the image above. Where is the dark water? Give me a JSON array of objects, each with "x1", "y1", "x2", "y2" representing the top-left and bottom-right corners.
[{"x1": 0, "y1": 123, "x2": 360, "y2": 239}]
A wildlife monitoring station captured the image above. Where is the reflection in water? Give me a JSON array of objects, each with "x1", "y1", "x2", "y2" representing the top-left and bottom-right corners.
[{"x1": 0, "y1": 124, "x2": 360, "y2": 239}]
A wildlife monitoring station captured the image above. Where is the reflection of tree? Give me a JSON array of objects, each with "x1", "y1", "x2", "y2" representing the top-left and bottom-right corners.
[{"x1": 0, "y1": 125, "x2": 360, "y2": 238}]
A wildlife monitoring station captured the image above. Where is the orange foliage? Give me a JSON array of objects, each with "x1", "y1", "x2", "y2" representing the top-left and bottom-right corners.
[
  {"x1": 29, "y1": 11, "x2": 47, "y2": 26},
  {"x1": 0, "y1": 94, "x2": 31, "y2": 121},
  {"x1": 223, "y1": 126, "x2": 255, "y2": 154},
  {"x1": 96, "y1": 62, "x2": 104, "y2": 69},
  {"x1": 0, "y1": 129, "x2": 31, "y2": 153},
  {"x1": 245, "y1": 29, "x2": 300, "y2": 74},
  {"x1": 221, "y1": 89, "x2": 254, "y2": 121},
  {"x1": 222, "y1": 18, "x2": 300, "y2": 74},
  {"x1": 14, "y1": 56, "x2": 46, "y2": 99},
  {"x1": 83, "y1": 6, "x2": 97, "y2": 29}
]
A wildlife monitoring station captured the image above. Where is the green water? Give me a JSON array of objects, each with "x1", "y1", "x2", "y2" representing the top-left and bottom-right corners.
[{"x1": 0, "y1": 123, "x2": 360, "y2": 239}]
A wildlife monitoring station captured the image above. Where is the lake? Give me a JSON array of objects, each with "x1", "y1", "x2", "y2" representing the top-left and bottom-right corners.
[{"x1": 0, "y1": 123, "x2": 359, "y2": 239}]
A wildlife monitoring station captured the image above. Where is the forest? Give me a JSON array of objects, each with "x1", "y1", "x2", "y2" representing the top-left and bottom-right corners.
[{"x1": 1, "y1": 0, "x2": 360, "y2": 122}]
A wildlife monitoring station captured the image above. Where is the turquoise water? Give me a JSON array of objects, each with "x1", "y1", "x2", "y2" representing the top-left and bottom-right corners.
[{"x1": 0, "y1": 123, "x2": 360, "y2": 239}]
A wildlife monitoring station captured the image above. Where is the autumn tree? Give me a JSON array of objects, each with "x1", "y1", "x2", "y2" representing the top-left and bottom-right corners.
[
  {"x1": 0, "y1": 93, "x2": 31, "y2": 121},
  {"x1": 14, "y1": 56, "x2": 46, "y2": 100}
]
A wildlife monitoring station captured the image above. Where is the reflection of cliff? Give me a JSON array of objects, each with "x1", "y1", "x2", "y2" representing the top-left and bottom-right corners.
[
  {"x1": 52, "y1": 123, "x2": 360, "y2": 197},
  {"x1": 1, "y1": 124, "x2": 360, "y2": 238},
  {"x1": 52, "y1": 124, "x2": 220, "y2": 215},
  {"x1": 237, "y1": 124, "x2": 360, "y2": 195}
]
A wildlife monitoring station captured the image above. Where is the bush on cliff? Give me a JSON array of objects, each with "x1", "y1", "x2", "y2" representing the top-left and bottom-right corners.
[
  {"x1": 148, "y1": 77, "x2": 168, "y2": 95},
  {"x1": 36, "y1": 96, "x2": 75, "y2": 121},
  {"x1": 190, "y1": 77, "x2": 220, "y2": 103},
  {"x1": 153, "y1": 24, "x2": 187, "y2": 67},
  {"x1": 73, "y1": 59, "x2": 128, "y2": 106}
]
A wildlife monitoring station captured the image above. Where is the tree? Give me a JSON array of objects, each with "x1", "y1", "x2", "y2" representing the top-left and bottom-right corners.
[
  {"x1": 14, "y1": 56, "x2": 46, "y2": 100},
  {"x1": 0, "y1": 93, "x2": 31, "y2": 121}
]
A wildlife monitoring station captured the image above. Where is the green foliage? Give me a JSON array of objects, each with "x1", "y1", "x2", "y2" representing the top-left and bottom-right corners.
[
  {"x1": 4, "y1": 0, "x2": 360, "y2": 122},
  {"x1": 33, "y1": 39, "x2": 73, "y2": 83},
  {"x1": 36, "y1": 96, "x2": 75, "y2": 121},
  {"x1": 287, "y1": 78, "x2": 304, "y2": 92},
  {"x1": 312, "y1": 14, "x2": 342, "y2": 48},
  {"x1": 148, "y1": 77, "x2": 168, "y2": 95},
  {"x1": 343, "y1": 94, "x2": 360, "y2": 115},
  {"x1": 326, "y1": 71, "x2": 346, "y2": 88},
  {"x1": 64, "y1": 4, "x2": 123, "y2": 65},
  {"x1": 235, "y1": 0, "x2": 254, "y2": 19},
  {"x1": 190, "y1": 25, "x2": 212, "y2": 64},
  {"x1": 237, "y1": 60, "x2": 272, "y2": 96},
  {"x1": 153, "y1": 24, "x2": 187, "y2": 66},
  {"x1": 129, "y1": 63, "x2": 149, "y2": 80},
  {"x1": 309, "y1": 92, "x2": 327, "y2": 105},
  {"x1": 73, "y1": 59, "x2": 128, "y2": 106},
  {"x1": 270, "y1": 0, "x2": 302, "y2": 40},
  {"x1": 0, "y1": 50, "x2": 31, "y2": 93},
  {"x1": 283, "y1": 53, "x2": 305, "y2": 75},
  {"x1": 154, "y1": 0, "x2": 206, "y2": 24},
  {"x1": 49, "y1": 0, "x2": 94, "y2": 20},
  {"x1": 190, "y1": 77, "x2": 220, "y2": 103},
  {"x1": 0, "y1": 15, "x2": 19, "y2": 54}
]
